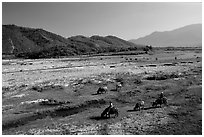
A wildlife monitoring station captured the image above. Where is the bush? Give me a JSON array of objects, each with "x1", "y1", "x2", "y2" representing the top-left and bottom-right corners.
[
  {"x1": 134, "y1": 77, "x2": 142, "y2": 84},
  {"x1": 145, "y1": 72, "x2": 179, "y2": 80},
  {"x1": 115, "y1": 77, "x2": 124, "y2": 85},
  {"x1": 32, "y1": 86, "x2": 42, "y2": 92}
]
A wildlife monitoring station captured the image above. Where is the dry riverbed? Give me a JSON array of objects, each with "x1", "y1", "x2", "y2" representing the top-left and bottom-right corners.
[{"x1": 2, "y1": 50, "x2": 202, "y2": 134}]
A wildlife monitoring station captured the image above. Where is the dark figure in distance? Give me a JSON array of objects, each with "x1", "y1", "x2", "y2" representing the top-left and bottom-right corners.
[
  {"x1": 159, "y1": 92, "x2": 164, "y2": 99},
  {"x1": 101, "y1": 102, "x2": 118, "y2": 118},
  {"x1": 152, "y1": 92, "x2": 167, "y2": 107}
]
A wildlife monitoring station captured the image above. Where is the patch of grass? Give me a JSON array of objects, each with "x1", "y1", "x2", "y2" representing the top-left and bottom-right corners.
[
  {"x1": 155, "y1": 84, "x2": 202, "y2": 135},
  {"x1": 2, "y1": 98, "x2": 107, "y2": 131},
  {"x1": 133, "y1": 77, "x2": 142, "y2": 85},
  {"x1": 144, "y1": 84, "x2": 169, "y2": 91},
  {"x1": 116, "y1": 89, "x2": 144, "y2": 104},
  {"x1": 145, "y1": 72, "x2": 180, "y2": 80},
  {"x1": 31, "y1": 84, "x2": 64, "y2": 92},
  {"x1": 98, "y1": 124, "x2": 109, "y2": 135}
]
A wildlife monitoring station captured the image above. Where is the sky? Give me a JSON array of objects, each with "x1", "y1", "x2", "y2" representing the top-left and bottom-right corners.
[{"x1": 2, "y1": 2, "x2": 202, "y2": 40}]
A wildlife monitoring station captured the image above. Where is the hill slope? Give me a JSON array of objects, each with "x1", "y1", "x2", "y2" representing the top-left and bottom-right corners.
[
  {"x1": 2, "y1": 25, "x2": 146, "y2": 58},
  {"x1": 130, "y1": 24, "x2": 202, "y2": 47}
]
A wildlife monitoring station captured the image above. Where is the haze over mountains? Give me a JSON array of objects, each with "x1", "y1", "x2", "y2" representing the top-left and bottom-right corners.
[
  {"x1": 2, "y1": 24, "x2": 201, "y2": 59},
  {"x1": 2, "y1": 25, "x2": 146, "y2": 58},
  {"x1": 129, "y1": 24, "x2": 202, "y2": 47}
]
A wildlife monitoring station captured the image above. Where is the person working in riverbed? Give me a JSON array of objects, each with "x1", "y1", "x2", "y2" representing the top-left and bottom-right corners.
[
  {"x1": 159, "y1": 92, "x2": 164, "y2": 99},
  {"x1": 107, "y1": 102, "x2": 114, "y2": 114}
]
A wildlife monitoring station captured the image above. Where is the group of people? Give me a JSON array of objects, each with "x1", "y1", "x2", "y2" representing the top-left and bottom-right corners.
[{"x1": 105, "y1": 92, "x2": 165, "y2": 115}]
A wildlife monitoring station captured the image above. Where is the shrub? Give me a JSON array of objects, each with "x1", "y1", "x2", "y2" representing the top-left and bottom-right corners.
[
  {"x1": 145, "y1": 72, "x2": 180, "y2": 80},
  {"x1": 115, "y1": 77, "x2": 124, "y2": 85},
  {"x1": 134, "y1": 77, "x2": 142, "y2": 84}
]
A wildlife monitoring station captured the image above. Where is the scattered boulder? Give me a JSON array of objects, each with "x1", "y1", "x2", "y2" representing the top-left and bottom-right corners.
[{"x1": 146, "y1": 64, "x2": 157, "y2": 67}]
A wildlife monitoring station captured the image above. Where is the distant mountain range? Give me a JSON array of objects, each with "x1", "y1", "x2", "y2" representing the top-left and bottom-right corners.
[
  {"x1": 129, "y1": 24, "x2": 202, "y2": 47},
  {"x1": 2, "y1": 25, "x2": 146, "y2": 58}
]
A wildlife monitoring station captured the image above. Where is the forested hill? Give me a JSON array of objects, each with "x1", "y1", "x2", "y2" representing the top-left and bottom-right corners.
[{"x1": 2, "y1": 25, "x2": 148, "y2": 59}]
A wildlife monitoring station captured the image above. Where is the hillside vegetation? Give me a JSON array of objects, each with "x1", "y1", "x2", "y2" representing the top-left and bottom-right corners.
[{"x1": 2, "y1": 25, "x2": 147, "y2": 59}]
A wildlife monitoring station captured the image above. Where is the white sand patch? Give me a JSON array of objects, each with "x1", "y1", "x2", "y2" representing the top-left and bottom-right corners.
[
  {"x1": 20, "y1": 99, "x2": 49, "y2": 105},
  {"x1": 11, "y1": 93, "x2": 27, "y2": 98}
]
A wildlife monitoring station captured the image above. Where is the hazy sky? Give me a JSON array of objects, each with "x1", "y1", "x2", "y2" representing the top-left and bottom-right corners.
[{"x1": 2, "y1": 2, "x2": 202, "y2": 40}]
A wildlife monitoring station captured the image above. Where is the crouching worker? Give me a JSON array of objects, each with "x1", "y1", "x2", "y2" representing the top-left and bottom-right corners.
[
  {"x1": 159, "y1": 92, "x2": 164, "y2": 99},
  {"x1": 134, "y1": 100, "x2": 144, "y2": 111},
  {"x1": 107, "y1": 102, "x2": 114, "y2": 113},
  {"x1": 101, "y1": 102, "x2": 118, "y2": 118}
]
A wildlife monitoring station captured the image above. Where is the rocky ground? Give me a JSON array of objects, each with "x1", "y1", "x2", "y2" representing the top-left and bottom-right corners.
[{"x1": 2, "y1": 50, "x2": 202, "y2": 135}]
